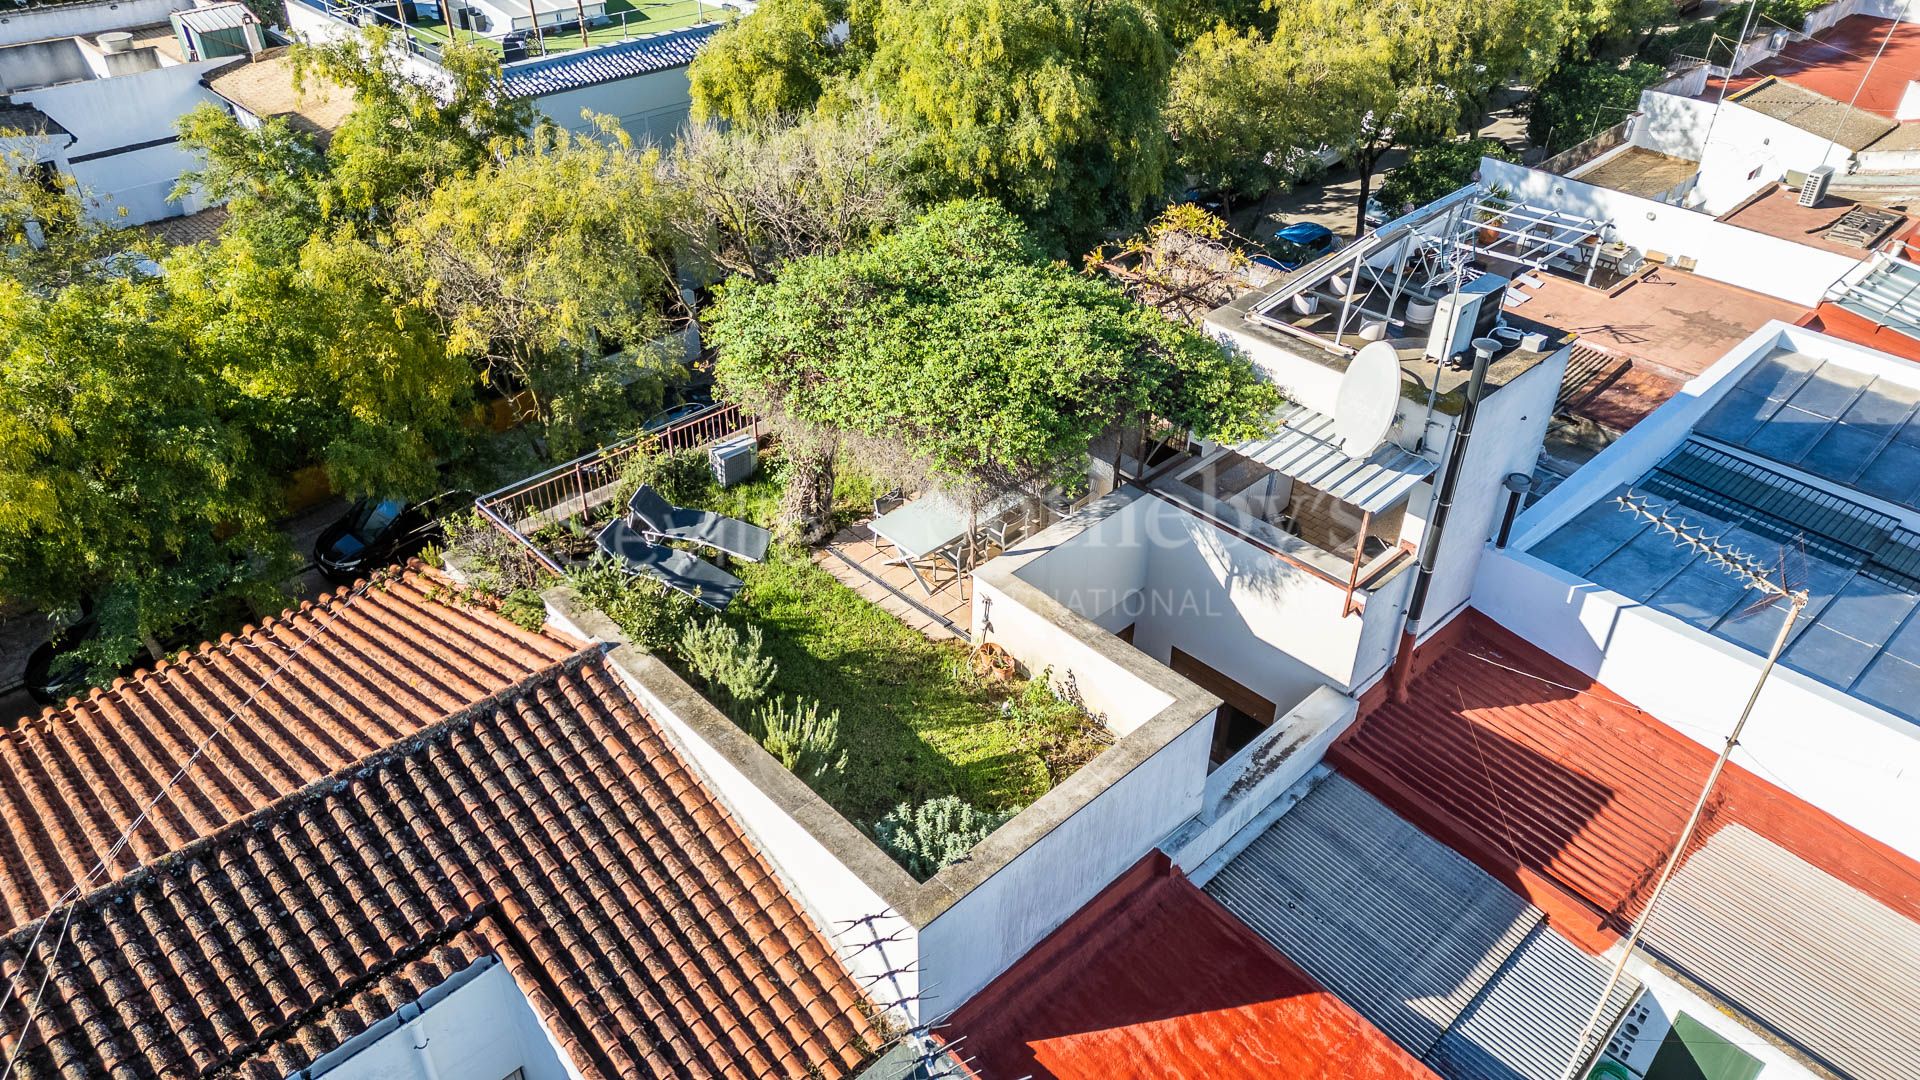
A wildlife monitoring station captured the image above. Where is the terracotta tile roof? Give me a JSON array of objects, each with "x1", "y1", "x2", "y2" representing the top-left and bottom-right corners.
[
  {"x1": 945, "y1": 851, "x2": 1435, "y2": 1080},
  {"x1": 0, "y1": 651, "x2": 879, "y2": 1079},
  {"x1": 0, "y1": 565, "x2": 578, "y2": 933},
  {"x1": 1334, "y1": 610, "x2": 1920, "y2": 952}
]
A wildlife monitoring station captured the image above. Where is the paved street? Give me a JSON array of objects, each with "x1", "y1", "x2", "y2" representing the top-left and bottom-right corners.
[{"x1": 1247, "y1": 89, "x2": 1536, "y2": 243}]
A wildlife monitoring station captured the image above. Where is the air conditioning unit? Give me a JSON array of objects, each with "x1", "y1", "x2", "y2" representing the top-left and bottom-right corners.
[
  {"x1": 1426, "y1": 275, "x2": 1510, "y2": 362},
  {"x1": 1800, "y1": 165, "x2": 1835, "y2": 207}
]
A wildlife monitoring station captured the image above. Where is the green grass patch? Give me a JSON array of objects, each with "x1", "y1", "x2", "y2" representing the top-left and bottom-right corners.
[
  {"x1": 702, "y1": 465, "x2": 1047, "y2": 824},
  {"x1": 729, "y1": 551, "x2": 1049, "y2": 823},
  {"x1": 405, "y1": 0, "x2": 724, "y2": 57}
]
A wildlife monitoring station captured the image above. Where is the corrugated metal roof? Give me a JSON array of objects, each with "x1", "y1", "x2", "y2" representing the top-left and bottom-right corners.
[
  {"x1": 176, "y1": 2, "x2": 250, "y2": 33},
  {"x1": 1427, "y1": 925, "x2": 1640, "y2": 1080},
  {"x1": 1237, "y1": 402, "x2": 1435, "y2": 514},
  {"x1": 1648, "y1": 824, "x2": 1920, "y2": 1080},
  {"x1": 501, "y1": 22, "x2": 722, "y2": 97},
  {"x1": 1332, "y1": 609, "x2": 1920, "y2": 943},
  {"x1": 1206, "y1": 774, "x2": 1635, "y2": 1079}
]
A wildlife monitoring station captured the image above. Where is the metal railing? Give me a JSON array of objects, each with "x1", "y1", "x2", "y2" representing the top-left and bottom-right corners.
[
  {"x1": 474, "y1": 401, "x2": 755, "y2": 574},
  {"x1": 291, "y1": 0, "x2": 723, "y2": 64}
]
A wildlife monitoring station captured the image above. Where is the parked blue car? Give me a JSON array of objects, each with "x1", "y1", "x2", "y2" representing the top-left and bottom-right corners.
[{"x1": 1267, "y1": 222, "x2": 1341, "y2": 271}]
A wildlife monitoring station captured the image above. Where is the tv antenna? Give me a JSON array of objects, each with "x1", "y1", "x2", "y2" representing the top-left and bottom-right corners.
[{"x1": 1560, "y1": 491, "x2": 1809, "y2": 1080}]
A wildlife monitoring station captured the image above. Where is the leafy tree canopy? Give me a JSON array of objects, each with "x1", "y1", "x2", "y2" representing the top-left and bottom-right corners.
[
  {"x1": 390, "y1": 126, "x2": 681, "y2": 455},
  {"x1": 1376, "y1": 137, "x2": 1517, "y2": 212},
  {"x1": 709, "y1": 201, "x2": 1277, "y2": 506},
  {"x1": 1165, "y1": 24, "x2": 1379, "y2": 207},
  {"x1": 689, "y1": 0, "x2": 1179, "y2": 250},
  {"x1": 688, "y1": 0, "x2": 856, "y2": 127},
  {"x1": 864, "y1": 0, "x2": 1174, "y2": 250}
]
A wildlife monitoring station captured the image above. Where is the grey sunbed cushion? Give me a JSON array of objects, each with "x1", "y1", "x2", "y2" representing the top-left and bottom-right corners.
[
  {"x1": 627, "y1": 485, "x2": 772, "y2": 562},
  {"x1": 594, "y1": 519, "x2": 743, "y2": 611}
]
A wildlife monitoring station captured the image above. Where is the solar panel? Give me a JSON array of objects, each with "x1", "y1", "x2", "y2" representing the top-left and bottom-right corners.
[
  {"x1": 1529, "y1": 449, "x2": 1920, "y2": 727},
  {"x1": 1701, "y1": 351, "x2": 1920, "y2": 513}
]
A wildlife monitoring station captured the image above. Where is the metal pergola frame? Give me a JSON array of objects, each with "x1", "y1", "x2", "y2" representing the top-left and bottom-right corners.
[{"x1": 1252, "y1": 185, "x2": 1610, "y2": 353}]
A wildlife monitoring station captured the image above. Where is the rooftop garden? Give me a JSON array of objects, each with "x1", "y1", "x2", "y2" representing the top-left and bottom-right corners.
[
  {"x1": 448, "y1": 201, "x2": 1279, "y2": 879},
  {"x1": 449, "y1": 447, "x2": 1109, "y2": 878}
]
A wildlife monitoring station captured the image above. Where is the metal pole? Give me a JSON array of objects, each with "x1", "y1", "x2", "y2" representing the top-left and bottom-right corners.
[{"x1": 1558, "y1": 498, "x2": 1808, "y2": 1080}]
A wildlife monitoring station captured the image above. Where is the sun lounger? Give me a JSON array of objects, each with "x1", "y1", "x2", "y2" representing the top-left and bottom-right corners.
[
  {"x1": 627, "y1": 485, "x2": 772, "y2": 563},
  {"x1": 595, "y1": 519, "x2": 743, "y2": 611}
]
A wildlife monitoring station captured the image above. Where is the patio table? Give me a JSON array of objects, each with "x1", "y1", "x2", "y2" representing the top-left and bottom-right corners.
[{"x1": 870, "y1": 490, "x2": 1020, "y2": 594}]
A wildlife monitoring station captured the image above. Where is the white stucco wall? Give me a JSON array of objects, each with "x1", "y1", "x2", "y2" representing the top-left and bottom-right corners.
[
  {"x1": 918, "y1": 710, "x2": 1215, "y2": 1016},
  {"x1": 1482, "y1": 158, "x2": 1865, "y2": 304},
  {"x1": 1601, "y1": 964, "x2": 1823, "y2": 1080},
  {"x1": 1476, "y1": 321, "x2": 1920, "y2": 862},
  {"x1": 1690, "y1": 102, "x2": 1856, "y2": 215},
  {"x1": 0, "y1": 0, "x2": 193, "y2": 47},
  {"x1": 1407, "y1": 347, "x2": 1567, "y2": 644},
  {"x1": 1631, "y1": 90, "x2": 1717, "y2": 161},
  {"x1": 529, "y1": 65, "x2": 694, "y2": 146},
  {"x1": 15, "y1": 56, "x2": 228, "y2": 223},
  {"x1": 976, "y1": 570, "x2": 1173, "y2": 736},
  {"x1": 304, "y1": 961, "x2": 582, "y2": 1080}
]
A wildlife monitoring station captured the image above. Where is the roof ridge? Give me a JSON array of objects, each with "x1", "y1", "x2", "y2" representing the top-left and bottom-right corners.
[
  {"x1": 0, "y1": 646, "x2": 607, "y2": 945},
  {"x1": 11, "y1": 560, "x2": 560, "y2": 734}
]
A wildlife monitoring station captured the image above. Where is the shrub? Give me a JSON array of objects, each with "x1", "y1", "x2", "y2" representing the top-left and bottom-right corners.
[
  {"x1": 680, "y1": 618, "x2": 778, "y2": 709},
  {"x1": 1377, "y1": 138, "x2": 1516, "y2": 213},
  {"x1": 1002, "y1": 668, "x2": 1111, "y2": 785},
  {"x1": 499, "y1": 588, "x2": 548, "y2": 631},
  {"x1": 565, "y1": 560, "x2": 701, "y2": 652},
  {"x1": 615, "y1": 444, "x2": 711, "y2": 509},
  {"x1": 442, "y1": 510, "x2": 546, "y2": 596},
  {"x1": 755, "y1": 695, "x2": 847, "y2": 783},
  {"x1": 871, "y1": 795, "x2": 1014, "y2": 881}
]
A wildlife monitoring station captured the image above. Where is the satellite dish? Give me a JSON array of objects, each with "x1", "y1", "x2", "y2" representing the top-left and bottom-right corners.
[{"x1": 1334, "y1": 340, "x2": 1402, "y2": 456}]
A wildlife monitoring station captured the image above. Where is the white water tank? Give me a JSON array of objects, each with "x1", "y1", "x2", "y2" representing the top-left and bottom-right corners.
[{"x1": 97, "y1": 31, "x2": 135, "y2": 53}]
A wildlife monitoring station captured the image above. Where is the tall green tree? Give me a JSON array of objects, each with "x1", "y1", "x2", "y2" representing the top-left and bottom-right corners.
[
  {"x1": 294, "y1": 29, "x2": 533, "y2": 223},
  {"x1": 687, "y1": 0, "x2": 856, "y2": 127},
  {"x1": 709, "y1": 201, "x2": 1277, "y2": 538},
  {"x1": 663, "y1": 106, "x2": 911, "y2": 283},
  {"x1": 864, "y1": 0, "x2": 1174, "y2": 250},
  {"x1": 0, "y1": 271, "x2": 297, "y2": 674},
  {"x1": 1273, "y1": 0, "x2": 1569, "y2": 234},
  {"x1": 390, "y1": 127, "x2": 682, "y2": 455},
  {"x1": 1164, "y1": 24, "x2": 1378, "y2": 214}
]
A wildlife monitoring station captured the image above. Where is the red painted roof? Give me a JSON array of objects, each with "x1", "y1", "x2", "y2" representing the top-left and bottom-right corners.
[
  {"x1": 1709, "y1": 15, "x2": 1920, "y2": 118},
  {"x1": 1335, "y1": 610, "x2": 1920, "y2": 953},
  {"x1": 944, "y1": 851, "x2": 1437, "y2": 1080},
  {"x1": 0, "y1": 652, "x2": 878, "y2": 1079},
  {"x1": 0, "y1": 565, "x2": 580, "y2": 932},
  {"x1": 1796, "y1": 301, "x2": 1920, "y2": 362}
]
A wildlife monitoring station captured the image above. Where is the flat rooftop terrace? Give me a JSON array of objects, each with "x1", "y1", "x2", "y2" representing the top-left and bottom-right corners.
[
  {"x1": 1513, "y1": 269, "x2": 1806, "y2": 428},
  {"x1": 1571, "y1": 146, "x2": 1697, "y2": 200},
  {"x1": 1719, "y1": 186, "x2": 1907, "y2": 256}
]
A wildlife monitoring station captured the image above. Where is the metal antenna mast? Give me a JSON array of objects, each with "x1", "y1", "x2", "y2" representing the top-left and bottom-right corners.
[{"x1": 1558, "y1": 492, "x2": 1809, "y2": 1080}]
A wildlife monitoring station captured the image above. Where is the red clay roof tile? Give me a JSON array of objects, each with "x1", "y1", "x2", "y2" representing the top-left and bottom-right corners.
[
  {"x1": 0, "y1": 652, "x2": 878, "y2": 1080},
  {"x1": 0, "y1": 565, "x2": 577, "y2": 932},
  {"x1": 1334, "y1": 610, "x2": 1920, "y2": 952}
]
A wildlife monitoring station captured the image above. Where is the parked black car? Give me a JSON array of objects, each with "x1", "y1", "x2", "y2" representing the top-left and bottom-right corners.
[
  {"x1": 314, "y1": 490, "x2": 473, "y2": 584},
  {"x1": 21, "y1": 604, "x2": 98, "y2": 707}
]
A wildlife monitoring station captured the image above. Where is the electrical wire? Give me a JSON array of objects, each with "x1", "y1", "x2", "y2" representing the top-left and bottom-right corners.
[{"x1": 0, "y1": 575, "x2": 384, "y2": 1079}]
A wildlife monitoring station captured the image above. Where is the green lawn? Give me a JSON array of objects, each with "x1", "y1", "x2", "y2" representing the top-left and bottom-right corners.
[
  {"x1": 708, "y1": 471, "x2": 1048, "y2": 824},
  {"x1": 406, "y1": 0, "x2": 724, "y2": 57}
]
